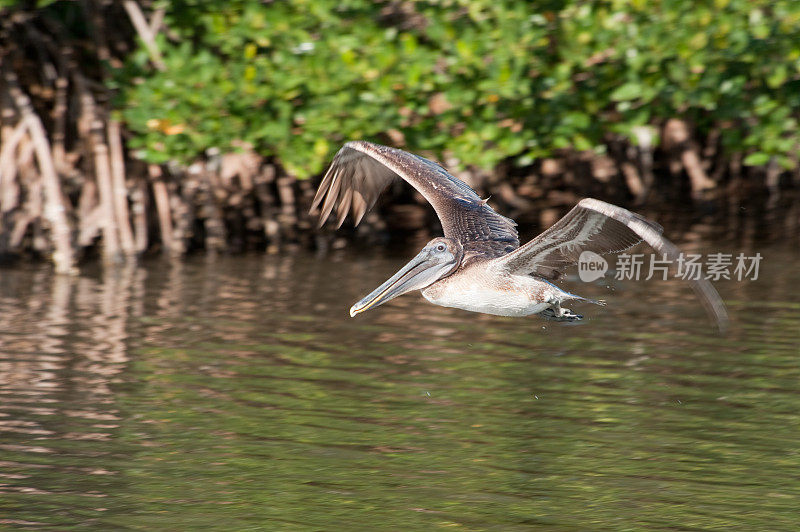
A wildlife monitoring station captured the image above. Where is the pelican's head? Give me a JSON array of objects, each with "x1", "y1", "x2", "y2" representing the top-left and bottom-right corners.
[{"x1": 349, "y1": 237, "x2": 462, "y2": 317}]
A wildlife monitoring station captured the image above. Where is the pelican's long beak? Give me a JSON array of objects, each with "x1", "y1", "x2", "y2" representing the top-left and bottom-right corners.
[{"x1": 349, "y1": 250, "x2": 450, "y2": 317}]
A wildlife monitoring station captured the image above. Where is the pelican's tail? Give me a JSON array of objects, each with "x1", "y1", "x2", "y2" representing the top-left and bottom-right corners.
[
  {"x1": 576, "y1": 295, "x2": 606, "y2": 306},
  {"x1": 557, "y1": 288, "x2": 606, "y2": 306}
]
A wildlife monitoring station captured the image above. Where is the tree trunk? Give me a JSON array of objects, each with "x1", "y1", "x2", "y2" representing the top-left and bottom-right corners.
[{"x1": 2, "y1": 63, "x2": 75, "y2": 273}]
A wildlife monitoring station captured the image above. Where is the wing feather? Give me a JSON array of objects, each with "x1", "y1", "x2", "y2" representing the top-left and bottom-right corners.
[
  {"x1": 352, "y1": 189, "x2": 368, "y2": 225},
  {"x1": 336, "y1": 187, "x2": 353, "y2": 228},
  {"x1": 310, "y1": 141, "x2": 519, "y2": 250},
  {"x1": 318, "y1": 169, "x2": 341, "y2": 224}
]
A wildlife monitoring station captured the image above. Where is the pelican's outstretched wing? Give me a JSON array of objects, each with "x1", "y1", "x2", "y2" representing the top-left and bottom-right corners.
[
  {"x1": 494, "y1": 199, "x2": 661, "y2": 280},
  {"x1": 310, "y1": 141, "x2": 519, "y2": 250},
  {"x1": 492, "y1": 198, "x2": 729, "y2": 331}
]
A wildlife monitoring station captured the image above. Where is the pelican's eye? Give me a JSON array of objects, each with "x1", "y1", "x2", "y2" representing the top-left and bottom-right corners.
[{"x1": 435, "y1": 243, "x2": 446, "y2": 252}]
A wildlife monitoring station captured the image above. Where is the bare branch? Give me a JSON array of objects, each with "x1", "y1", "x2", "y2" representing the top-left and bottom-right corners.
[
  {"x1": 149, "y1": 164, "x2": 179, "y2": 255},
  {"x1": 2, "y1": 61, "x2": 76, "y2": 273},
  {"x1": 73, "y1": 72, "x2": 122, "y2": 263},
  {"x1": 149, "y1": 7, "x2": 165, "y2": 34},
  {"x1": 123, "y1": 0, "x2": 167, "y2": 71},
  {"x1": 108, "y1": 118, "x2": 137, "y2": 257}
]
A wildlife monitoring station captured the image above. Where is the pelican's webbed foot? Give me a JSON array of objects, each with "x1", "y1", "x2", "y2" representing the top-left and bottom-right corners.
[{"x1": 540, "y1": 301, "x2": 583, "y2": 322}]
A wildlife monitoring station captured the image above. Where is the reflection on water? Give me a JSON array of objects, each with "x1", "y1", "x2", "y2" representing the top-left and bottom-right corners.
[{"x1": 0, "y1": 238, "x2": 799, "y2": 529}]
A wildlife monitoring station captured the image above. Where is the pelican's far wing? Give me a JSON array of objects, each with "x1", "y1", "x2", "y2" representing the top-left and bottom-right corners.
[
  {"x1": 492, "y1": 198, "x2": 729, "y2": 331},
  {"x1": 310, "y1": 141, "x2": 519, "y2": 249},
  {"x1": 494, "y1": 199, "x2": 661, "y2": 279}
]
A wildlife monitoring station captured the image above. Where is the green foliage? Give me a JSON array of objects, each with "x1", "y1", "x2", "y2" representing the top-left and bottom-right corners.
[
  {"x1": 116, "y1": 0, "x2": 800, "y2": 176},
  {"x1": 0, "y1": 0, "x2": 62, "y2": 10}
]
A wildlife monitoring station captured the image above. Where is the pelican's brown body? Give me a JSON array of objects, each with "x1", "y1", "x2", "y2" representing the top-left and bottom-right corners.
[{"x1": 311, "y1": 141, "x2": 728, "y2": 330}]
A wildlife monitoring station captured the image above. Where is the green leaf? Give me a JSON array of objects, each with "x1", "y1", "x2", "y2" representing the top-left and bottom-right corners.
[
  {"x1": 743, "y1": 152, "x2": 770, "y2": 166},
  {"x1": 610, "y1": 83, "x2": 643, "y2": 102}
]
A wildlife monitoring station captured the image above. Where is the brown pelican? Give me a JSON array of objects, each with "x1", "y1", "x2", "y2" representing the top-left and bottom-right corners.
[{"x1": 311, "y1": 141, "x2": 729, "y2": 331}]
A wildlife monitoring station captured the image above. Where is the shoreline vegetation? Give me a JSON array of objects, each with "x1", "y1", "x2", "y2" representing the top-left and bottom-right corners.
[{"x1": 0, "y1": 1, "x2": 798, "y2": 272}]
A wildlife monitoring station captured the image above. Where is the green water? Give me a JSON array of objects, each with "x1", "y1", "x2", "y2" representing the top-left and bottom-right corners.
[{"x1": 0, "y1": 244, "x2": 798, "y2": 530}]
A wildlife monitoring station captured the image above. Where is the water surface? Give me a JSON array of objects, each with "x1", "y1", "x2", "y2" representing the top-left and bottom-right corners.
[{"x1": 0, "y1": 239, "x2": 798, "y2": 530}]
